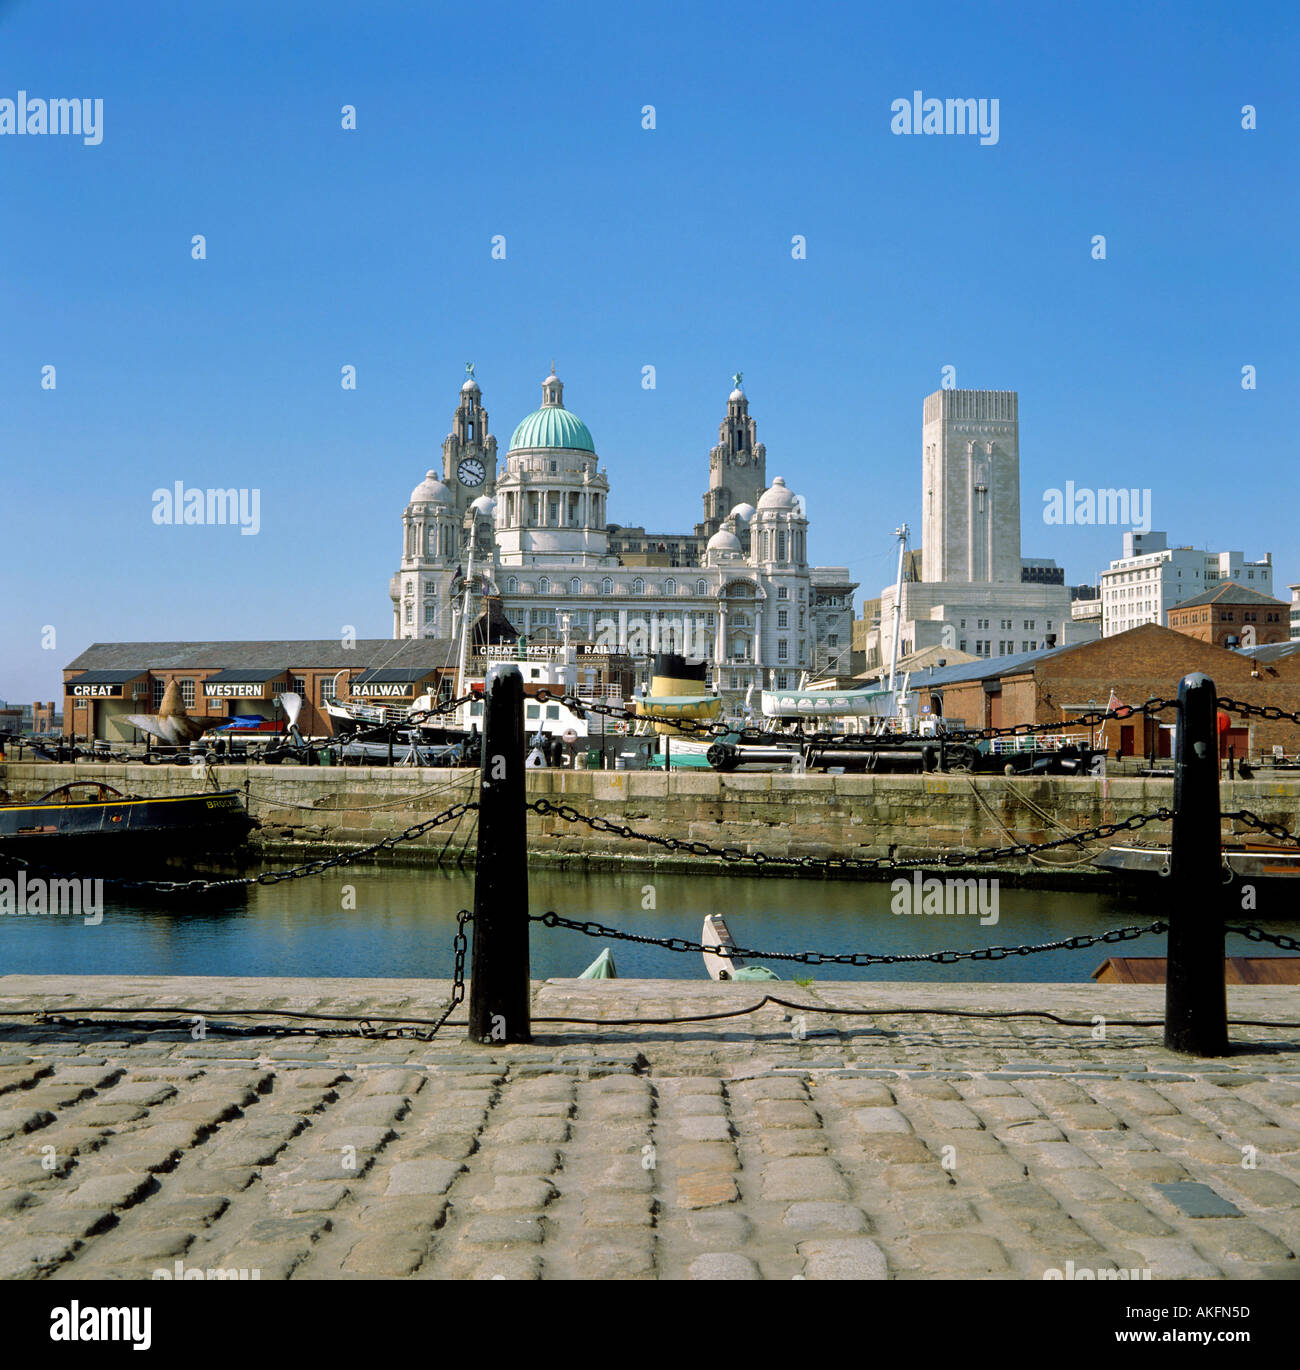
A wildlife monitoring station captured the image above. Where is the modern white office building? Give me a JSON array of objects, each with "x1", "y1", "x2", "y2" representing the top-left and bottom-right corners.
[{"x1": 1099, "y1": 531, "x2": 1274, "y2": 637}]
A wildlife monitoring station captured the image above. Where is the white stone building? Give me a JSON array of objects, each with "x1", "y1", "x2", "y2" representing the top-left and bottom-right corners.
[
  {"x1": 1100, "y1": 531, "x2": 1274, "y2": 637},
  {"x1": 390, "y1": 368, "x2": 853, "y2": 706},
  {"x1": 879, "y1": 389, "x2": 1073, "y2": 665}
]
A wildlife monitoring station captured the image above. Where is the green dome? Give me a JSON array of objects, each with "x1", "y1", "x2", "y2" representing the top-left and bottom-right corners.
[{"x1": 508, "y1": 406, "x2": 595, "y2": 453}]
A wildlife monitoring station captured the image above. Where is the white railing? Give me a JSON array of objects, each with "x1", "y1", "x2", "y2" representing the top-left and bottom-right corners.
[{"x1": 987, "y1": 733, "x2": 1085, "y2": 754}]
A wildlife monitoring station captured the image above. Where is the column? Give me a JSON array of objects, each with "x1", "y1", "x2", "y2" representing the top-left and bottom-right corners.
[
  {"x1": 716, "y1": 605, "x2": 727, "y2": 666},
  {"x1": 753, "y1": 607, "x2": 763, "y2": 668},
  {"x1": 618, "y1": 607, "x2": 628, "y2": 651}
]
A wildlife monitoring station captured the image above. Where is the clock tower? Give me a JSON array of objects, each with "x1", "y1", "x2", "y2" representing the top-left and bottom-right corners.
[
  {"x1": 695, "y1": 374, "x2": 767, "y2": 538},
  {"x1": 441, "y1": 363, "x2": 498, "y2": 536}
]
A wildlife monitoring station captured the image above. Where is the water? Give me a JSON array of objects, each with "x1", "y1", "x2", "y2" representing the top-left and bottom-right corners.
[{"x1": 4, "y1": 865, "x2": 1293, "y2": 982}]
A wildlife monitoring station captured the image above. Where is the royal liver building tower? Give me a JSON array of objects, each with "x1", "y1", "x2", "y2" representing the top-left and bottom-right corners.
[{"x1": 390, "y1": 366, "x2": 857, "y2": 700}]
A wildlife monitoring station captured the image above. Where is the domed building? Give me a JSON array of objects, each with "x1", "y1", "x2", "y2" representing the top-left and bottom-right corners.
[{"x1": 390, "y1": 365, "x2": 857, "y2": 702}]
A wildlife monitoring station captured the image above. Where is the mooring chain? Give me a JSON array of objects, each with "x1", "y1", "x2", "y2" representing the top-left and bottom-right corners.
[
  {"x1": 527, "y1": 798, "x2": 1174, "y2": 872},
  {"x1": 405, "y1": 692, "x2": 478, "y2": 724},
  {"x1": 530, "y1": 909, "x2": 1170, "y2": 966},
  {"x1": 1226, "y1": 924, "x2": 1300, "y2": 952},
  {"x1": 0, "y1": 802, "x2": 481, "y2": 895},
  {"x1": 1216, "y1": 698, "x2": 1300, "y2": 728},
  {"x1": 1220, "y1": 809, "x2": 1300, "y2": 847}
]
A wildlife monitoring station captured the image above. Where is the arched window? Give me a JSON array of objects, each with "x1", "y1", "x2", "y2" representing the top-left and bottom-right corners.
[
  {"x1": 632, "y1": 577, "x2": 645, "y2": 595},
  {"x1": 696, "y1": 579, "x2": 706, "y2": 596},
  {"x1": 664, "y1": 578, "x2": 676, "y2": 595},
  {"x1": 569, "y1": 577, "x2": 581, "y2": 595},
  {"x1": 601, "y1": 577, "x2": 613, "y2": 596},
  {"x1": 505, "y1": 577, "x2": 518, "y2": 594},
  {"x1": 777, "y1": 531, "x2": 787, "y2": 561},
  {"x1": 538, "y1": 577, "x2": 550, "y2": 594}
]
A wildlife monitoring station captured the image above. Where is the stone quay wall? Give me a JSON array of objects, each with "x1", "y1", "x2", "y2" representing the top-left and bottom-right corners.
[{"x1": 4, "y1": 761, "x2": 1300, "y2": 882}]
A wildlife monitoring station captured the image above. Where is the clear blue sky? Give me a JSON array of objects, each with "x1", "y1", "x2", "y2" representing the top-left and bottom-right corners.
[{"x1": 2, "y1": 0, "x2": 1296, "y2": 702}]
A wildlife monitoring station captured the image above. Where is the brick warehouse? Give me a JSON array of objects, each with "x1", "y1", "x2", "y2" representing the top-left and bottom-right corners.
[
  {"x1": 1166, "y1": 582, "x2": 1290, "y2": 649},
  {"x1": 915, "y1": 624, "x2": 1300, "y2": 758},
  {"x1": 61, "y1": 639, "x2": 458, "y2": 743}
]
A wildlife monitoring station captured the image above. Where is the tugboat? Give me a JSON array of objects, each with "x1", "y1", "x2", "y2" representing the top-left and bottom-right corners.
[{"x1": 0, "y1": 780, "x2": 253, "y2": 869}]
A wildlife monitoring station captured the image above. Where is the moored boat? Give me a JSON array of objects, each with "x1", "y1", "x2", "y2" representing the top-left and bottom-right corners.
[{"x1": 0, "y1": 781, "x2": 253, "y2": 868}]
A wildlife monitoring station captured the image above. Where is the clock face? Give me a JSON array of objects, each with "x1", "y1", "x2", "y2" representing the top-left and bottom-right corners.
[{"x1": 457, "y1": 457, "x2": 486, "y2": 488}]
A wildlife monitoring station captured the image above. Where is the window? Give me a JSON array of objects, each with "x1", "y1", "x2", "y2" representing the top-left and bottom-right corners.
[
  {"x1": 959, "y1": 640, "x2": 967, "y2": 652},
  {"x1": 777, "y1": 531, "x2": 787, "y2": 561},
  {"x1": 777, "y1": 640, "x2": 788, "y2": 661},
  {"x1": 601, "y1": 577, "x2": 613, "y2": 596},
  {"x1": 777, "y1": 609, "x2": 788, "y2": 628},
  {"x1": 664, "y1": 578, "x2": 676, "y2": 595},
  {"x1": 828, "y1": 634, "x2": 838, "y2": 647},
  {"x1": 776, "y1": 672, "x2": 789, "y2": 689},
  {"x1": 538, "y1": 577, "x2": 550, "y2": 594},
  {"x1": 320, "y1": 678, "x2": 338, "y2": 705},
  {"x1": 404, "y1": 604, "x2": 413, "y2": 624},
  {"x1": 180, "y1": 679, "x2": 196, "y2": 709},
  {"x1": 152, "y1": 678, "x2": 166, "y2": 709},
  {"x1": 778, "y1": 586, "x2": 788, "y2": 599},
  {"x1": 696, "y1": 579, "x2": 706, "y2": 596},
  {"x1": 549, "y1": 461, "x2": 557, "y2": 473},
  {"x1": 506, "y1": 577, "x2": 518, "y2": 594},
  {"x1": 291, "y1": 676, "x2": 307, "y2": 698},
  {"x1": 569, "y1": 577, "x2": 581, "y2": 595},
  {"x1": 424, "y1": 604, "x2": 437, "y2": 624},
  {"x1": 632, "y1": 578, "x2": 645, "y2": 595}
]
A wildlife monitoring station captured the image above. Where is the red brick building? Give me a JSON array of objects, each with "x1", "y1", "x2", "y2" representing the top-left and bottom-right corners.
[
  {"x1": 1166, "y1": 582, "x2": 1288, "y2": 649},
  {"x1": 62, "y1": 639, "x2": 458, "y2": 743},
  {"x1": 915, "y1": 624, "x2": 1300, "y2": 758}
]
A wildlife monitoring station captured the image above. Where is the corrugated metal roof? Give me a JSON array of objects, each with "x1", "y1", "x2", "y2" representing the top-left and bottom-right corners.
[
  {"x1": 1233, "y1": 640, "x2": 1300, "y2": 662},
  {"x1": 66, "y1": 639, "x2": 457, "y2": 671},
  {"x1": 902, "y1": 645, "x2": 1068, "y2": 690}
]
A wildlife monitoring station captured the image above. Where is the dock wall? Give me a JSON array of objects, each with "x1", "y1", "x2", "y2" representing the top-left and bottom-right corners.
[{"x1": 3, "y1": 761, "x2": 1299, "y2": 882}]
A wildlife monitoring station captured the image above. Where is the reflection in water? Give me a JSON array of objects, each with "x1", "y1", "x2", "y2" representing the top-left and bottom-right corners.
[{"x1": 2, "y1": 866, "x2": 1293, "y2": 983}]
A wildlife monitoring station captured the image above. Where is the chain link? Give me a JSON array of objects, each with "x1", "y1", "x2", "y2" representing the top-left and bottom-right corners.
[
  {"x1": 1216, "y1": 698, "x2": 1300, "y2": 728},
  {"x1": 1225, "y1": 923, "x2": 1300, "y2": 952},
  {"x1": 530, "y1": 908, "x2": 1169, "y2": 967},
  {"x1": 528, "y1": 797, "x2": 1174, "y2": 873},
  {"x1": 1220, "y1": 810, "x2": 1300, "y2": 846}
]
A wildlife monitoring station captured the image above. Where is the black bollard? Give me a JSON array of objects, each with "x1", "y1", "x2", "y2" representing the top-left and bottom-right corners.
[
  {"x1": 468, "y1": 663, "x2": 532, "y2": 1044},
  {"x1": 1165, "y1": 672, "x2": 1228, "y2": 1056}
]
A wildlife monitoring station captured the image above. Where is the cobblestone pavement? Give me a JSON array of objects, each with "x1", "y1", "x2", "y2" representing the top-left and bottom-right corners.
[{"x1": 1, "y1": 974, "x2": 1299, "y2": 1280}]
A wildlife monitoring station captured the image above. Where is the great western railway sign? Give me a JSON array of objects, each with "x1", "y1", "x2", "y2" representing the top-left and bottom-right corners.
[
  {"x1": 203, "y1": 682, "x2": 269, "y2": 699},
  {"x1": 351, "y1": 682, "x2": 417, "y2": 698},
  {"x1": 65, "y1": 683, "x2": 122, "y2": 698}
]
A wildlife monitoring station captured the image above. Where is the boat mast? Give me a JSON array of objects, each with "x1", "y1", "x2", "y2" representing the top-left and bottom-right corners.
[
  {"x1": 455, "y1": 538, "x2": 476, "y2": 718},
  {"x1": 886, "y1": 523, "x2": 909, "y2": 712}
]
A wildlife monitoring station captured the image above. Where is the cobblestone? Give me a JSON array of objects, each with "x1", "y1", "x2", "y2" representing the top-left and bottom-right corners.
[{"x1": 1, "y1": 974, "x2": 1298, "y2": 1281}]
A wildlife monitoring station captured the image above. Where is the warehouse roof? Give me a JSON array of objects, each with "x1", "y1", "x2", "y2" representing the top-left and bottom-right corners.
[
  {"x1": 61, "y1": 668, "x2": 149, "y2": 684},
  {"x1": 66, "y1": 639, "x2": 457, "y2": 672},
  {"x1": 1170, "y1": 583, "x2": 1286, "y2": 610},
  {"x1": 900, "y1": 645, "x2": 1069, "y2": 690}
]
